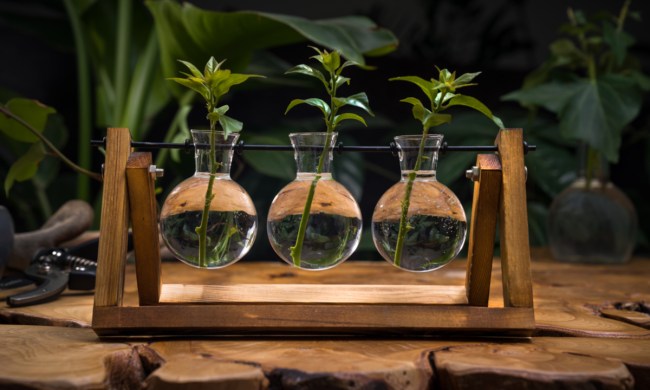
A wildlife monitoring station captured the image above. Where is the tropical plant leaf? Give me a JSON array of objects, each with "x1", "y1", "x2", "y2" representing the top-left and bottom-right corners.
[
  {"x1": 147, "y1": 0, "x2": 397, "y2": 97},
  {"x1": 285, "y1": 98, "x2": 331, "y2": 117},
  {"x1": 390, "y1": 76, "x2": 434, "y2": 104},
  {"x1": 446, "y1": 95, "x2": 504, "y2": 128},
  {"x1": 218, "y1": 114, "x2": 243, "y2": 137},
  {"x1": 332, "y1": 113, "x2": 367, "y2": 128},
  {"x1": 0, "y1": 98, "x2": 56, "y2": 143},
  {"x1": 602, "y1": 22, "x2": 634, "y2": 66},
  {"x1": 502, "y1": 82, "x2": 579, "y2": 113},
  {"x1": 5, "y1": 143, "x2": 46, "y2": 195},
  {"x1": 285, "y1": 64, "x2": 328, "y2": 88},
  {"x1": 332, "y1": 92, "x2": 374, "y2": 115},
  {"x1": 559, "y1": 75, "x2": 642, "y2": 162}
]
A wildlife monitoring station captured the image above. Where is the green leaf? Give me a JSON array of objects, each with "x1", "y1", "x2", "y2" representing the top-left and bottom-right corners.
[
  {"x1": 178, "y1": 59, "x2": 203, "y2": 78},
  {"x1": 502, "y1": 82, "x2": 579, "y2": 113},
  {"x1": 285, "y1": 64, "x2": 328, "y2": 88},
  {"x1": 398, "y1": 97, "x2": 430, "y2": 123},
  {"x1": 422, "y1": 113, "x2": 452, "y2": 129},
  {"x1": 218, "y1": 114, "x2": 243, "y2": 137},
  {"x1": 559, "y1": 75, "x2": 642, "y2": 162},
  {"x1": 5, "y1": 143, "x2": 46, "y2": 195},
  {"x1": 453, "y1": 71, "x2": 481, "y2": 86},
  {"x1": 168, "y1": 77, "x2": 209, "y2": 100},
  {"x1": 445, "y1": 95, "x2": 503, "y2": 128},
  {"x1": 0, "y1": 98, "x2": 56, "y2": 143},
  {"x1": 147, "y1": 0, "x2": 397, "y2": 96},
  {"x1": 332, "y1": 92, "x2": 374, "y2": 115},
  {"x1": 204, "y1": 56, "x2": 225, "y2": 76},
  {"x1": 389, "y1": 76, "x2": 434, "y2": 105},
  {"x1": 602, "y1": 22, "x2": 635, "y2": 66},
  {"x1": 285, "y1": 98, "x2": 331, "y2": 117},
  {"x1": 332, "y1": 113, "x2": 367, "y2": 128}
]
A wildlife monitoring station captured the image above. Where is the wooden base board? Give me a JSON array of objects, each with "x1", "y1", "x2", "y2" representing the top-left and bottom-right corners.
[
  {"x1": 158, "y1": 283, "x2": 468, "y2": 305},
  {"x1": 92, "y1": 304, "x2": 535, "y2": 337}
]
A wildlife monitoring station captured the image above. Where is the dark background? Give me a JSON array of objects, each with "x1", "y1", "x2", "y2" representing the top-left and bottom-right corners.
[{"x1": 1, "y1": 0, "x2": 649, "y2": 259}]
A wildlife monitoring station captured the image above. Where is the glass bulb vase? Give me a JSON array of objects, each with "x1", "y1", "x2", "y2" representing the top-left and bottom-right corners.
[
  {"x1": 267, "y1": 132, "x2": 362, "y2": 270},
  {"x1": 160, "y1": 130, "x2": 257, "y2": 269},
  {"x1": 372, "y1": 134, "x2": 467, "y2": 272}
]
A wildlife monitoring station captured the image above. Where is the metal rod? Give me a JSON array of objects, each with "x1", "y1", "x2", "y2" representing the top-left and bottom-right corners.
[{"x1": 90, "y1": 139, "x2": 536, "y2": 154}]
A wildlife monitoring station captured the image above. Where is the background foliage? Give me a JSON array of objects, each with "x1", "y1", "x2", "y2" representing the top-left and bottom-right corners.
[{"x1": 1, "y1": 0, "x2": 648, "y2": 259}]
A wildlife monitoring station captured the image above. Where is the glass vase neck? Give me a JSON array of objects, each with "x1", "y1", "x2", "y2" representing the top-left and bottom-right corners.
[
  {"x1": 191, "y1": 130, "x2": 239, "y2": 176},
  {"x1": 395, "y1": 134, "x2": 443, "y2": 180},
  {"x1": 289, "y1": 132, "x2": 337, "y2": 179}
]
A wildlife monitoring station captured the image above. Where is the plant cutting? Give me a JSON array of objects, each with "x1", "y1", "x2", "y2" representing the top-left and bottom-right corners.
[
  {"x1": 372, "y1": 68, "x2": 502, "y2": 271},
  {"x1": 160, "y1": 57, "x2": 263, "y2": 268},
  {"x1": 503, "y1": 1, "x2": 648, "y2": 263},
  {"x1": 266, "y1": 47, "x2": 373, "y2": 269}
]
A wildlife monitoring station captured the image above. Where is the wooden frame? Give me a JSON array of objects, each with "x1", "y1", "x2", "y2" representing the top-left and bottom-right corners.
[{"x1": 92, "y1": 128, "x2": 535, "y2": 336}]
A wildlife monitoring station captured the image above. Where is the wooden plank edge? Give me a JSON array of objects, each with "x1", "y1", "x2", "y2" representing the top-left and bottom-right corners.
[{"x1": 92, "y1": 305, "x2": 535, "y2": 337}]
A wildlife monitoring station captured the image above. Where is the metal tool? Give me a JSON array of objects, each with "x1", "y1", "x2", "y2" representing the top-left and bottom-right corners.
[{"x1": 5, "y1": 248, "x2": 97, "y2": 307}]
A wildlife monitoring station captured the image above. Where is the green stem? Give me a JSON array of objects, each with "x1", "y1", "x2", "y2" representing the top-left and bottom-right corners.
[
  {"x1": 195, "y1": 129, "x2": 217, "y2": 267},
  {"x1": 113, "y1": 0, "x2": 132, "y2": 130},
  {"x1": 584, "y1": 146, "x2": 600, "y2": 190},
  {"x1": 63, "y1": 0, "x2": 92, "y2": 201},
  {"x1": 394, "y1": 126, "x2": 430, "y2": 266},
  {"x1": 289, "y1": 73, "x2": 339, "y2": 267},
  {"x1": 0, "y1": 106, "x2": 102, "y2": 182},
  {"x1": 617, "y1": 0, "x2": 631, "y2": 32}
]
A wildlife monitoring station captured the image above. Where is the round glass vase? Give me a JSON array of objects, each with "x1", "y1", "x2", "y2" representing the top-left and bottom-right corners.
[
  {"x1": 371, "y1": 134, "x2": 467, "y2": 272},
  {"x1": 547, "y1": 149, "x2": 637, "y2": 264},
  {"x1": 160, "y1": 130, "x2": 257, "y2": 269},
  {"x1": 267, "y1": 132, "x2": 362, "y2": 270}
]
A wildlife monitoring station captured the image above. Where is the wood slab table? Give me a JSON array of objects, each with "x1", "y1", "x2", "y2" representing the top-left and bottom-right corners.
[{"x1": 1, "y1": 253, "x2": 649, "y2": 389}]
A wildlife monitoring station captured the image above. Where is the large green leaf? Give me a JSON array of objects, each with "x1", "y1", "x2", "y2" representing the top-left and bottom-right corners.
[
  {"x1": 0, "y1": 99, "x2": 56, "y2": 143},
  {"x1": 147, "y1": 0, "x2": 398, "y2": 96},
  {"x1": 559, "y1": 75, "x2": 642, "y2": 162},
  {"x1": 502, "y1": 82, "x2": 578, "y2": 113},
  {"x1": 332, "y1": 92, "x2": 374, "y2": 115}
]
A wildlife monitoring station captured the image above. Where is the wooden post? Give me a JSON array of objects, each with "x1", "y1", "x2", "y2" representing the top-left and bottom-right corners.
[
  {"x1": 94, "y1": 128, "x2": 131, "y2": 307},
  {"x1": 126, "y1": 152, "x2": 162, "y2": 305},
  {"x1": 496, "y1": 129, "x2": 533, "y2": 308},
  {"x1": 465, "y1": 154, "x2": 502, "y2": 306}
]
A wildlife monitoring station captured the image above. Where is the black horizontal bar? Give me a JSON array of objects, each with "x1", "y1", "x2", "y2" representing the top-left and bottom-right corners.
[{"x1": 90, "y1": 139, "x2": 536, "y2": 154}]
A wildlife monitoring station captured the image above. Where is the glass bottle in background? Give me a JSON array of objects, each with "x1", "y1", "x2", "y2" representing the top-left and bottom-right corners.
[
  {"x1": 267, "y1": 132, "x2": 362, "y2": 270},
  {"x1": 160, "y1": 130, "x2": 257, "y2": 269},
  {"x1": 547, "y1": 145, "x2": 637, "y2": 263}
]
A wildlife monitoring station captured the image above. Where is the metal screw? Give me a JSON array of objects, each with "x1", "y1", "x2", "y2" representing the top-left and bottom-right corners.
[
  {"x1": 465, "y1": 166, "x2": 480, "y2": 182},
  {"x1": 149, "y1": 165, "x2": 164, "y2": 178}
]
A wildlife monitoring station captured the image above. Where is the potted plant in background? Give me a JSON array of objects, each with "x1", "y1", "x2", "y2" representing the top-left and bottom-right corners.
[
  {"x1": 159, "y1": 57, "x2": 263, "y2": 269},
  {"x1": 503, "y1": 1, "x2": 649, "y2": 263},
  {"x1": 266, "y1": 47, "x2": 374, "y2": 270},
  {"x1": 372, "y1": 68, "x2": 503, "y2": 272}
]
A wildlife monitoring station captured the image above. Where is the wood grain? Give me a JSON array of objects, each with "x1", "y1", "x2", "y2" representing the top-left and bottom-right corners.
[
  {"x1": 94, "y1": 128, "x2": 132, "y2": 307},
  {"x1": 433, "y1": 343, "x2": 634, "y2": 389},
  {"x1": 465, "y1": 154, "x2": 501, "y2": 307},
  {"x1": 126, "y1": 152, "x2": 161, "y2": 305},
  {"x1": 92, "y1": 304, "x2": 534, "y2": 336},
  {"x1": 0, "y1": 325, "x2": 130, "y2": 389},
  {"x1": 158, "y1": 283, "x2": 468, "y2": 305},
  {"x1": 496, "y1": 129, "x2": 534, "y2": 308}
]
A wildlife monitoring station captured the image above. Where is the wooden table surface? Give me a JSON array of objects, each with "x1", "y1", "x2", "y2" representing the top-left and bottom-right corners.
[{"x1": 1, "y1": 252, "x2": 649, "y2": 389}]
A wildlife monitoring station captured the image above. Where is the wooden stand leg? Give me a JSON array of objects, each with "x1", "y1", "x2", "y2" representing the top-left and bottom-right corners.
[
  {"x1": 94, "y1": 128, "x2": 132, "y2": 307},
  {"x1": 126, "y1": 152, "x2": 161, "y2": 305},
  {"x1": 465, "y1": 154, "x2": 502, "y2": 306},
  {"x1": 496, "y1": 129, "x2": 533, "y2": 309}
]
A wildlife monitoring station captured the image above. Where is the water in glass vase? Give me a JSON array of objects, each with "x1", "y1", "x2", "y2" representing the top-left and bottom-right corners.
[
  {"x1": 268, "y1": 212, "x2": 362, "y2": 270},
  {"x1": 372, "y1": 215, "x2": 467, "y2": 272},
  {"x1": 161, "y1": 209, "x2": 257, "y2": 268}
]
